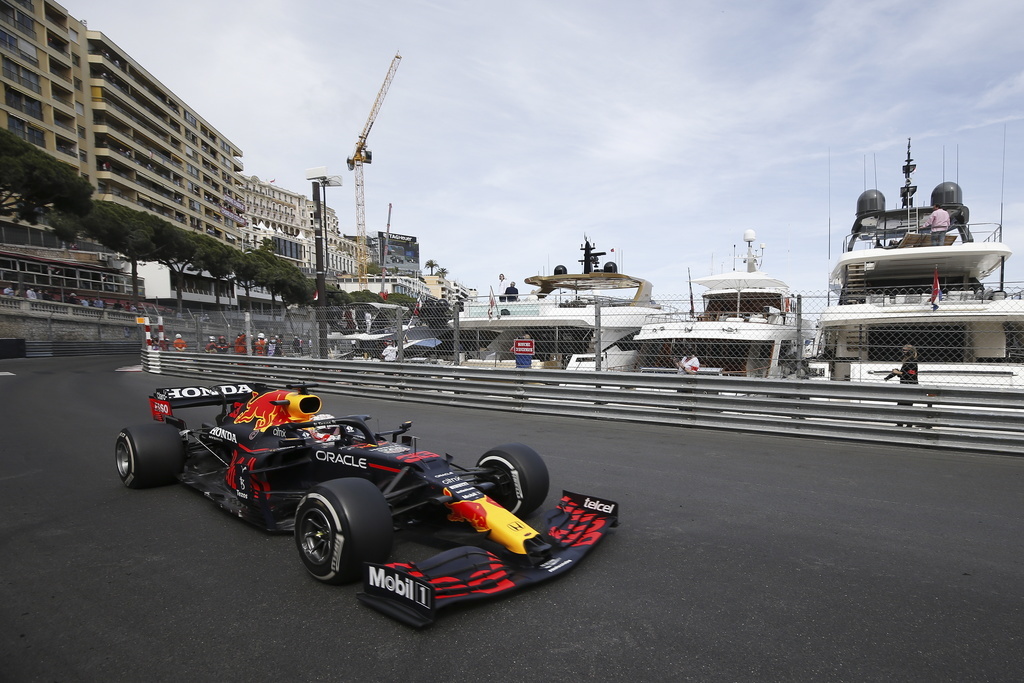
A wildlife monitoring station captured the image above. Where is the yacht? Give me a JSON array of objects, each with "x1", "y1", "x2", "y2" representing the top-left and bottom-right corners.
[
  {"x1": 457, "y1": 240, "x2": 662, "y2": 370},
  {"x1": 634, "y1": 231, "x2": 806, "y2": 376},
  {"x1": 326, "y1": 301, "x2": 438, "y2": 358},
  {"x1": 810, "y1": 141, "x2": 1022, "y2": 387}
]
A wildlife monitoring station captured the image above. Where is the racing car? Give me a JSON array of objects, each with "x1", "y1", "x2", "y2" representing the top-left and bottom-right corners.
[{"x1": 115, "y1": 382, "x2": 618, "y2": 627}]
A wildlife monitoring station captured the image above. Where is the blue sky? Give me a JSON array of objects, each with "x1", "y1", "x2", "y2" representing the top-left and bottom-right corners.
[{"x1": 69, "y1": 0, "x2": 1024, "y2": 298}]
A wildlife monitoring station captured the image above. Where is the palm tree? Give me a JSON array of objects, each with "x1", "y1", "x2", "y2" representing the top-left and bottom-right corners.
[
  {"x1": 435, "y1": 267, "x2": 448, "y2": 279},
  {"x1": 424, "y1": 259, "x2": 438, "y2": 276}
]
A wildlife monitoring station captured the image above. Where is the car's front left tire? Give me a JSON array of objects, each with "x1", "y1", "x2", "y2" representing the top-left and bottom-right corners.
[{"x1": 294, "y1": 478, "x2": 394, "y2": 584}]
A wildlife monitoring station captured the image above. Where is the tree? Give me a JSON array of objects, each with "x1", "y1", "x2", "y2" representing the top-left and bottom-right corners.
[
  {"x1": 435, "y1": 267, "x2": 448, "y2": 279},
  {"x1": 0, "y1": 128, "x2": 92, "y2": 222},
  {"x1": 147, "y1": 218, "x2": 198, "y2": 313},
  {"x1": 232, "y1": 247, "x2": 264, "y2": 312},
  {"x1": 424, "y1": 259, "x2": 438, "y2": 276},
  {"x1": 191, "y1": 234, "x2": 236, "y2": 309},
  {"x1": 51, "y1": 202, "x2": 157, "y2": 304}
]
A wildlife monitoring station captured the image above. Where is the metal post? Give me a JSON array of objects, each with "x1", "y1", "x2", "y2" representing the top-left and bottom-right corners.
[
  {"x1": 594, "y1": 298, "x2": 603, "y2": 372},
  {"x1": 244, "y1": 311, "x2": 252, "y2": 356},
  {"x1": 452, "y1": 302, "x2": 461, "y2": 366},
  {"x1": 311, "y1": 180, "x2": 327, "y2": 359},
  {"x1": 396, "y1": 305, "x2": 405, "y2": 363}
]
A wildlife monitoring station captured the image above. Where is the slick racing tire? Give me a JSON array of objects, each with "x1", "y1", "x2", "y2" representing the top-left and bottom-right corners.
[
  {"x1": 294, "y1": 478, "x2": 394, "y2": 585},
  {"x1": 476, "y1": 443, "x2": 549, "y2": 516},
  {"x1": 115, "y1": 423, "x2": 186, "y2": 489}
]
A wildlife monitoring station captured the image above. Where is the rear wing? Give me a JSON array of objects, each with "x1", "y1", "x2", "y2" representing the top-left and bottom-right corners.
[{"x1": 149, "y1": 383, "x2": 267, "y2": 421}]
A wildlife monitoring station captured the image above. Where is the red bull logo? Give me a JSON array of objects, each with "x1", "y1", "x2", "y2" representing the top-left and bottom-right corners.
[
  {"x1": 446, "y1": 493, "x2": 540, "y2": 554},
  {"x1": 231, "y1": 389, "x2": 320, "y2": 431},
  {"x1": 446, "y1": 495, "x2": 492, "y2": 531}
]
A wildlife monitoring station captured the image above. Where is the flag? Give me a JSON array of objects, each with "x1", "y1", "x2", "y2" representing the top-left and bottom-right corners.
[
  {"x1": 413, "y1": 294, "x2": 422, "y2": 316},
  {"x1": 930, "y1": 267, "x2": 942, "y2": 311},
  {"x1": 487, "y1": 287, "x2": 497, "y2": 320}
]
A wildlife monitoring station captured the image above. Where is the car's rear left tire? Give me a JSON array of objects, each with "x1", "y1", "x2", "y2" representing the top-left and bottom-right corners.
[
  {"x1": 294, "y1": 478, "x2": 393, "y2": 584},
  {"x1": 115, "y1": 423, "x2": 186, "y2": 489},
  {"x1": 476, "y1": 443, "x2": 549, "y2": 516}
]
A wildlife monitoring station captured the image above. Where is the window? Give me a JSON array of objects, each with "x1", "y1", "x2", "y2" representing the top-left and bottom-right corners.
[
  {"x1": 8, "y1": 116, "x2": 45, "y2": 147},
  {"x1": 5, "y1": 86, "x2": 43, "y2": 120},
  {"x1": 184, "y1": 110, "x2": 197, "y2": 126},
  {"x1": 3, "y1": 57, "x2": 41, "y2": 93}
]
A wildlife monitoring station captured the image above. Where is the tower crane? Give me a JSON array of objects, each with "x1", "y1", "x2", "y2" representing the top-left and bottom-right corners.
[{"x1": 347, "y1": 52, "x2": 402, "y2": 287}]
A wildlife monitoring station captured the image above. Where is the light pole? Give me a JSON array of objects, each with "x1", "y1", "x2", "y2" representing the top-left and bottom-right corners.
[{"x1": 305, "y1": 167, "x2": 342, "y2": 359}]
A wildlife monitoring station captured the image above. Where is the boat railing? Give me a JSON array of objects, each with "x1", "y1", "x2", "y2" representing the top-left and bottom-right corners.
[
  {"x1": 840, "y1": 283, "x2": 1023, "y2": 306},
  {"x1": 844, "y1": 222, "x2": 1002, "y2": 252},
  {"x1": 642, "y1": 310, "x2": 788, "y2": 325}
]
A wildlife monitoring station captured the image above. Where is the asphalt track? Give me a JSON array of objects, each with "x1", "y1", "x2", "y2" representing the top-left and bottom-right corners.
[{"x1": 2, "y1": 356, "x2": 1023, "y2": 682}]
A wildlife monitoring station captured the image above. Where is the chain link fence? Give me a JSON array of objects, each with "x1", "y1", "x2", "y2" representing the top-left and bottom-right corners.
[{"x1": 11, "y1": 279, "x2": 1024, "y2": 387}]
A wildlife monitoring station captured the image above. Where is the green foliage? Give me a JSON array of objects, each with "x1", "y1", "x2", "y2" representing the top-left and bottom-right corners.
[
  {"x1": 350, "y1": 289, "x2": 386, "y2": 303},
  {"x1": 0, "y1": 128, "x2": 93, "y2": 222}
]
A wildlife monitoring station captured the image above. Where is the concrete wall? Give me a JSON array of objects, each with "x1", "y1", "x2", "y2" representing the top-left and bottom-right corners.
[{"x1": 0, "y1": 298, "x2": 144, "y2": 342}]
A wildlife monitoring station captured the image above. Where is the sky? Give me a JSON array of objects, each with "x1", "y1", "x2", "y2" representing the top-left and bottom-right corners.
[{"x1": 67, "y1": 0, "x2": 1024, "y2": 299}]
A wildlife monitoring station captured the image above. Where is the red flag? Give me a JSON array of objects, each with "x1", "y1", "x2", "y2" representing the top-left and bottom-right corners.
[{"x1": 930, "y1": 267, "x2": 942, "y2": 310}]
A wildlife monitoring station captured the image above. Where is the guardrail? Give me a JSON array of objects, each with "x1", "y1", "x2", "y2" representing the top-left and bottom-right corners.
[
  {"x1": 26, "y1": 340, "x2": 141, "y2": 357},
  {"x1": 141, "y1": 351, "x2": 1024, "y2": 456}
]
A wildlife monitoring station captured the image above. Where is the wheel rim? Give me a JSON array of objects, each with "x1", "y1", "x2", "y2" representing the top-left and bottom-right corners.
[
  {"x1": 480, "y1": 457, "x2": 521, "y2": 512},
  {"x1": 298, "y1": 507, "x2": 336, "y2": 566},
  {"x1": 115, "y1": 440, "x2": 131, "y2": 478}
]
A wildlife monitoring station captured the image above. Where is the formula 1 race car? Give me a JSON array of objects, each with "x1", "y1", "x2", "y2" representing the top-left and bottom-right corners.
[{"x1": 115, "y1": 382, "x2": 618, "y2": 627}]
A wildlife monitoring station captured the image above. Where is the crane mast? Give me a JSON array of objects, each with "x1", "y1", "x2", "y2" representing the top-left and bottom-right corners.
[{"x1": 347, "y1": 52, "x2": 402, "y2": 287}]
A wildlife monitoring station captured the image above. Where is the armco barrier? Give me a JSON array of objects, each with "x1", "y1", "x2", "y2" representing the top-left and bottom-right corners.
[
  {"x1": 25, "y1": 340, "x2": 141, "y2": 357},
  {"x1": 141, "y1": 351, "x2": 1024, "y2": 455}
]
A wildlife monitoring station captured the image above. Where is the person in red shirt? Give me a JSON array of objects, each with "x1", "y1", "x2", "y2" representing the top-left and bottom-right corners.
[{"x1": 172, "y1": 334, "x2": 187, "y2": 351}]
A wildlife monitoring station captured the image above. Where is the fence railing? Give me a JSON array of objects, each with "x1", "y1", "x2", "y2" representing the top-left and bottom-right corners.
[{"x1": 140, "y1": 351, "x2": 1024, "y2": 455}]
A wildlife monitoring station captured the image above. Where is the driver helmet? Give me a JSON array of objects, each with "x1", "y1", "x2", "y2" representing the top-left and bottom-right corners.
[{"x1": 308, "y1": 413, "x2": 340, "y2": 442}]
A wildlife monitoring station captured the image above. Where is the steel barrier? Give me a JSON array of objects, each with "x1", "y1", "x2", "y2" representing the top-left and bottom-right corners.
[
  {"x1": 26, "y1": 340, "x2": 141, "y2": 357},
  {"x1": 141, "y1": 351, "x2": 1024, "y2": 455}
]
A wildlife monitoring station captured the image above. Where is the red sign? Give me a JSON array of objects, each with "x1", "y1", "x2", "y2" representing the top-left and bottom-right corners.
[{"x1": 512, "y1": 339, "x2": 535, "y2": 355}]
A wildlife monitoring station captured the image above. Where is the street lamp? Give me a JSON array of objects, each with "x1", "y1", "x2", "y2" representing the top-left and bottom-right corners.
[{"x1": 305, "y1": 167, "x2": 343, "y2": 358}]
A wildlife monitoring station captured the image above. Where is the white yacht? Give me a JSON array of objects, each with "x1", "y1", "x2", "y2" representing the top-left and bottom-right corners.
[
  {"x1": 458, "y1": 240, "x2": 663, "y2": 370},
  {"x1": 810, "y1": 141, "x2": 1022, "y2": 387},
  {"x1": 326, "y1": 301, "x2": 437, "y2": 358},
  {"x1": 634, "y1": 231, "x2": 806, "y2": 376}
]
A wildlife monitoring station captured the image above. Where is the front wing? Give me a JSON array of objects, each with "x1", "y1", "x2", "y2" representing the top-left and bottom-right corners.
[{"x1": 357, "y1": 490, "x2": 618, "y2": 627}]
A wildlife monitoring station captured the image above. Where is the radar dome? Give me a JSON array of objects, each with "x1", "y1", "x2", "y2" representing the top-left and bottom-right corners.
[
  {"x1": 554, "y1": 265, "x2": 568, "y2": 275},
  {"x1": 930, "y1": 181, "x2": 963, "y2": 207},
  {"x1": 742, "y1": 229, "x2": 756, "y2": 243},
  {"x1": 856, "y1": 189, "x2": 885, "y2": 216},
  {"x1": 602, "y1": 262, "x2": 618, "y2": 273}
]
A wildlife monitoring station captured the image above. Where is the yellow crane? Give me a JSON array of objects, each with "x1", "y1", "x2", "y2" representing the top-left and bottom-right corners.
[{"x1": 347, "y1": 52, "x2": 402, "y2": 287}]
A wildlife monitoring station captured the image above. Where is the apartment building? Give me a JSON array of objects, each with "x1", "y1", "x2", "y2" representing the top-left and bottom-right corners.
[
  {"x1": 1, "y1": 1, "x2": 449, "y2": 309},
  {"x1": 1, "y1": 0, "x2": 255, "y2": 305},
  {"x1": 239, "y1": 174, "x2": 359, "y2": 282}
]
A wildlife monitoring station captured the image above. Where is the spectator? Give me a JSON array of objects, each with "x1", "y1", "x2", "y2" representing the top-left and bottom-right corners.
[
  {"x1": 26, "y1": 287, "x2": 37, "y2": 300},
  {"x1": 676, "y1": 351, "x2": 700, "y2": 375},
  {"x1": 3, "y1": 284, "x2": 13, "y2": 296},
  {"x1": 381, "y1": 340, "x2": 398, "y2": 362}
]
